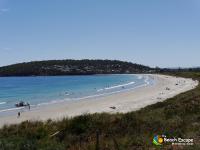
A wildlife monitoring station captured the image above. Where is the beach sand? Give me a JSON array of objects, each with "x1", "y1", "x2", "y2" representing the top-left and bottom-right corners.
[{"x1": 0, "y1": 74, "x2": 198, "y2": 128}]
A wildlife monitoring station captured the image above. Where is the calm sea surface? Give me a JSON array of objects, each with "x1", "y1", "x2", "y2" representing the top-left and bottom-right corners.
[{"x1": 0, "y1": 74, "x2": 153, "y2": 114}]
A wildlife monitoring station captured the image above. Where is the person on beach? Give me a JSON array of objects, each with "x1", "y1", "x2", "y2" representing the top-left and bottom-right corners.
[
  {"x1": 27, "y1": 103, "x2": 30, "y2": 110},
  {"x1": 17, "y1": 112, "x2": 20, "y2": 118}
]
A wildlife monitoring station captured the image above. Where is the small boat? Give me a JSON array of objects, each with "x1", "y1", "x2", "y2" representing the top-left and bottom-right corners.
[{"x1": 15, "y1": 101, "x2": 28, "y2": 107}]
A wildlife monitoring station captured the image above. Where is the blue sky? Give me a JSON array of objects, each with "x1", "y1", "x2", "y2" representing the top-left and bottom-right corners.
[{"x1": 0, "y1": 0, "x2": 200, "y2": 67}]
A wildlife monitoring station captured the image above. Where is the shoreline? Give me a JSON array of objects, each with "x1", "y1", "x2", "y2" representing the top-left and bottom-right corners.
[
  {"x1": 0, "y1": 74, "x2": 198, "y2": 128},
  {"x1": 0, "y1": 74, "x2": 151, "y2": 114}
]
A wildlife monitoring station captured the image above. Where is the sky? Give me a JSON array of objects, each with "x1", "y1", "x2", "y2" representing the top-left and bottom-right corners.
[{"x1": 0, "y1": 0, "x2": 200, "y2": 68}]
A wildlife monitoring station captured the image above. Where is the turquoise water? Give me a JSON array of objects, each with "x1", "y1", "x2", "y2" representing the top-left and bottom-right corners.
[{"x1": 0, "y1": 74, "x2": 153, "y2": 114}]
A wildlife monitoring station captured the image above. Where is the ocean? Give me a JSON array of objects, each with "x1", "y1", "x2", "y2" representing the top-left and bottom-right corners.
[{"x1": 0, "y1": 74, "x2": 153, "y2": 115}]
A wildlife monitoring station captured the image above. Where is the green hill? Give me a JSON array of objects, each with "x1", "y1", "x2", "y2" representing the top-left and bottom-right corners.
[{"x1": 0, "y1": 59, "x2": 152, "y2": 77}]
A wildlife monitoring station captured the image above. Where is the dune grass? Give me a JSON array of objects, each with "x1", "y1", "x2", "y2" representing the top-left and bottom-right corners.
[{"x1": 0, "y1": 72, "x2": 200, "y2": 150}]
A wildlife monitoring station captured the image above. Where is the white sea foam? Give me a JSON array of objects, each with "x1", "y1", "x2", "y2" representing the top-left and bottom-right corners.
[
  {"x1": 144, "y1": 76, "x2": 150, "y2": 85},
  {"x1": 22, "y1": 79, "x2": 150, "y2": 108},
  {"x1": 36, "y1": 98, "x2": 73, "y2": 107},
  {"x1": 0, "y1": 107, "x2": 24, "y2": 113},
  {"x1": 73, "y1": 80, "x2": 152, "y2": 101},
  {"x1": 137, "y1": 75, "x2": 143, "y2": 79},
  {"x1": 97, "y1": 81, "x2": 135, "y2": 92},
  {"x1": 0, "y1": 102, "x2": 6, "y2": 105}
]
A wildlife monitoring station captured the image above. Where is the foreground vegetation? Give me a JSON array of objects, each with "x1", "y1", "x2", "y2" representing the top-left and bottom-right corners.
[{"x1": 0, "y1": 72, "x2": 200, "y2": 149}]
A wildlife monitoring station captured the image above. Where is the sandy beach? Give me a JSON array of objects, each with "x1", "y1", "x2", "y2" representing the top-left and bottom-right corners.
[{"x1": 0, "y1": 74, "x2": 198, "y2": 128}]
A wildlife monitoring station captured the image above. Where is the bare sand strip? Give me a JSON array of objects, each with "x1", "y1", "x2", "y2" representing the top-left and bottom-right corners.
[{"x1": 0, "y1": 74, "x2": 198, "y2": 127}]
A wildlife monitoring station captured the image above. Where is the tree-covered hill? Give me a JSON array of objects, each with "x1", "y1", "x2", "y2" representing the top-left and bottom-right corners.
[{"x1": 0, "y1": 59, "x2": 153, "y2": 76}]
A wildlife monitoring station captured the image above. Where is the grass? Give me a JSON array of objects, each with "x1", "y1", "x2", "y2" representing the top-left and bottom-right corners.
[{"x1": 0, "y1": 72, "x2": 200, "y2": 149}]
